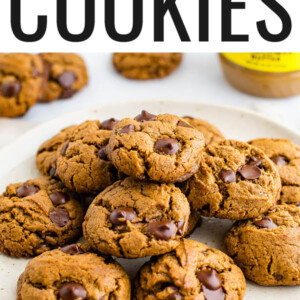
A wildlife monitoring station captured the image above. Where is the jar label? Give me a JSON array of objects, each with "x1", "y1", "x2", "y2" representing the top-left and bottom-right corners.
[{"x1": 222, "y1": 53, "x2": 300, "y2": 73}]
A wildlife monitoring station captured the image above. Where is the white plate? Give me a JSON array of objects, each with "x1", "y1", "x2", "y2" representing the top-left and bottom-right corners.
[{"x1": 0, "y1": 100, "x2": 299, "y2": 299}]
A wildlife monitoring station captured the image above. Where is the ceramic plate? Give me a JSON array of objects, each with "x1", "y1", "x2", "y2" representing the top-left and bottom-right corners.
[{"x1": 0, "y1": 100, "x2": 299, "y2": 299}]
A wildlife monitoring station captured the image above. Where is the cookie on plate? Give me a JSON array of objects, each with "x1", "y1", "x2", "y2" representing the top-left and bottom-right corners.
[
  {"x1": 184, "y1": 139, "x2": 281, "y2": 220},
  {"x1": 107, "y1": 112, "x2": 205, "y2": 183},
  {"x1": 36, "y1": 125, "x2": 77, "y2": 176},
  {"x1": 183, "y1": 116, "x2": 225, "y2": 145},
  {"x1": 0, "y1": 177, "x2": 84, "y2": 257},
  {"x1": 17, "y1": 244, "x2": 131, "y2": 300},
  {"x1": 83, "y1": 177, "x2": 190, "y2": 258},
  {"x1": 249, "y1": 138, "x2": 300, "y2": 205},
  {"x1": 225, "y1": 204, "x2": 300, "y2": 286},
  {"x1": 39, "y1": 53, "x2": 88, "y2": 102},
  {"x1": 113, "y1": 53, "x2": 182, "y2": 80},
  {"x1": 53, "y1": 119, "x2": 119, "y2": 194},
  {"x1": 133, "y1": 239, "x2": 246, "y2": 300},
  {"x1": 0, "y1": 53, "x2": 46, "y2": 117}
]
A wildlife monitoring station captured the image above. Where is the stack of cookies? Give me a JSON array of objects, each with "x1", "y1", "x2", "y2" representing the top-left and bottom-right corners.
[
  {"x1": 1, "y1": 110, "x2": 299, "y2": 299},
  {"x1": 0, "y1": 53, "x2": 88, "y2": 118}
]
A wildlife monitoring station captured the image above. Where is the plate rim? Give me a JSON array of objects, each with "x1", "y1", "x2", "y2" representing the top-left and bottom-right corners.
[{"x1": 0, "y1": 99, "x2": 300, "y2": 157}]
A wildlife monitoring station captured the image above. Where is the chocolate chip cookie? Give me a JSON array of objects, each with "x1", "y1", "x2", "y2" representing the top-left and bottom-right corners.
[
  {"x1": 36, "y1": 125, "x2": 77, "y2": 176},
  {"x1": 184, "y1": 139, "x2": 281, "y2": 220},
  {"x1": 17, "y1": 244, "x2": 131, "y2": 300},
  {"x1": 249, "y1": 138, "x2": 300, "y2": 206},
  {"x1": 225, "y1": 204, "x2": 300, "y2": 286},
  {"x1": 183, "y1": 116, "x2": 225, "y2": 145},
  {"x1": 107, "y1": 112, "x2": 205, "y2": 183},
  {"x1": 0, "y1": 53, "x2": 46, "y2": 117},
  {"x1": 54, "y1": 120, "x2": 119, "y2": 194},
  {"x1": 83, "y1": 177, "x2": 190, "y2": 258},
  {"x1": 133, "y1": 239, "x2": 246, "y2": 300},
  {"x1": 0, "y1": 177, "x2": 84, "y2": 257},
  {"x1": 39, "y1": 53, "x2": 88, "y2": 102},
  {"x1": 113, "y1": 53, "x2": 182, "y2": 80}
]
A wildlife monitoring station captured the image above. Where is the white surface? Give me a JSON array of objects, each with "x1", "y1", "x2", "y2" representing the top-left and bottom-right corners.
[
  {"x1": 0, "y1": 100, "x2": 299, "y2": 299},
  {"x1": 0, "y1": 53, "x2": 300, "y2": 148}
]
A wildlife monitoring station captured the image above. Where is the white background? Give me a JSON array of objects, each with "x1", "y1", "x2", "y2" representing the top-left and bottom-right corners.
[
  {"x1": 0, "y1": 53, "x2": 300, "y2": 148},
  {"x1": 1, "y1": 0, "x2": 300, "y2": 52}
]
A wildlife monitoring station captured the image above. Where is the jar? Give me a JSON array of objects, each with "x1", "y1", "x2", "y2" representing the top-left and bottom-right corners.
[{"x1": 219, "y1": 53, "x2": 300, "y2": 98}]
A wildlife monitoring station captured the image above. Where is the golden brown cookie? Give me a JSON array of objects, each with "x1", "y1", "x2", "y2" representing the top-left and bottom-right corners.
[
  {"x1": 17, "y1": 244, "x2": 131, "y2": 300},
  {"x1": 39, "y1": 53, "x2": 88, "y2": 102},
  {"x1": 225, "y1": 204, "x2": 300, "y2": 286},
  {"x1": 0, "y1": 177, "x2": 84, "y2": 258},
  {"x1": 83, "y1": 177, "x2": 190, "y2": 258},
  {"x1": 249, "y1": 138, "x2": 300, "y2": 205},
  {"x1": 113, "y1": 53, "x2": 182, "y2": 80},
  {"x1": 107, "y1": 112, "x2": 205, "y2": 183},
  {"x1": 53, "y1": 119, "x2": 119, "y2": 194},
  {"x1": 133, "y1": 239, "x2": 246, "y2": 300},
  {"x1": 183, "y1": 116, "x2": 225, "y2": 145},
  {"x1": 184, "y1": 139, "x2": 281, "y2": 220},
  {"x1": 36, "y1": 125, "x2": 77, "y2": 176},
  {"x1": 0, "y1": 53, "x2": 46, "y2": 117}
]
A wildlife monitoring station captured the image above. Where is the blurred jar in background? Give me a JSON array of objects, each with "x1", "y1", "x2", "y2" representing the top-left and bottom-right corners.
[{"x1": 219, "y1": 53, "x2": 300, "y2": 98}]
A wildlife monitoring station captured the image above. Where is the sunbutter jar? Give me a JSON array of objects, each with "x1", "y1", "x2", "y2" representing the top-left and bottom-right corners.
[{"x1": 219, "y1": 53, "x2": 300, "y2": 98}]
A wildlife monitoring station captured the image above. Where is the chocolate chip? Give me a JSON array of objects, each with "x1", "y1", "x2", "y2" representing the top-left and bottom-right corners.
[
  {"x1": 61, "y1": 141, "x2": 70, "y2": 156},
  {"x1": 98, "y1": 147, "x2": 108, "y2": 160},
  {"x1": 196, "y1": 269, "x2": 222, "y2": 290},
  {"x1": 177, "y1": 120, "x2": 192, "y2": 128},
  {"x1": 182, "y1": 116, "x2": 194, "y2": 119},
  {"x1": 1, "y1": 81, "x2": 21, "y2": 98},
  {"x1": 135, "y1": 110, "x2": 156, "y2": 122},
  {"x1": 148, "y1": 220, "x2": 177, "y2": 240},
  {"x1": 118, "y1": 124, "x2": 135, "y2": 134},
  {"x1": 155, "y1": 138, "x2": 180, "y2": 155},
  {"x1": 110, "y1": 207, "x2": 136, "y2": 225},
  {"x1": 61, "y1": 244, "x2": 85, "y2": 255},
  {"x1": 50, "y1": 190, "x2": 69, "y2": 205},
  {"x1": 271, "y1": 156, "x2": 289, "y2": 166},
  {"x1": 101, "y1": 118, "x2": 119, "y2": 130},
  {"x1": 167, "y1": 293, "x2": 182, "y2": 300},
  {"x1": 201, "y1": 286, "x2": 225, "y2": 300},
  {"x1": 253, "y1": 217, "x2": 277, "y2": 228},
  {"x1": 59, "y1": 283, "x2": 87, "y2": 300},
  {"x1": 238, "y1": 165, "x2": 262, "y2": 180},
  {"x1": 248, "y1": 156, "x2": 262, "y2": 167},
  {"x1": 60, "y1": 88, "x2": 77, "y2": 99},
  {"x1": 273, "y1": 273, "x2": 283, "y2": 281},
  {"x1": 58, "y1": 71, "x2": 76, "y2": 88},
  {"x1": 219, "y1": 169, "x2": 236, "y2": 184},
  {"x1": 16, "y1": 183, "x2": 39, "y2": 197},
  {"x1": 49, "y1": 168, "x2": 56, "y2": 178},
  {"x1": 49, "y1": 208, "x2": 69, "y2": 227},
  {"x1": 45, "y1": 231, "x2": 57, "y2": 237},
  {"x1": 177, "y1": 218, "x2": 185, "y2": 235}
]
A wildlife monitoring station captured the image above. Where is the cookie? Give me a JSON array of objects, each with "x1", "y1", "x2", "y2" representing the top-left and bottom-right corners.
[
  {"x1": 107, "y1": 112, "x2": 205, "y2": 183},
  {"x1": 0, "y1": 177, "x2": 84, "y2": 258},
  {"x1": 184, "y1": 139, "x2": 281, "y2": 220},
  {"x1": 133, "y1": 239, "x2": 246, "y2": 300},
  {"x1": 225, "y1": 204, "x2": 300, "y2": 286},
  {"x1": 36, "y1": 125, "x2": 77, "y2": 176},
  {"x1": 183, "y1": 116, "x2": 225, "y2": 145},
  {"x1": 39, "y1": 53, "x2": 88, "y2": 102},
  {"x1": 0, "y1": 53, "x2": 46, "y2": 117},
  {"x1": 113, "y1": 53, "x2": 182, "y2": 80},
  {"x1": 54, "y1": 120, "x2": 119, "y2": 194},
  {"x1": 83, "y1": 177, "x2": 190, "y2": 258},
  {"x1": 249, "y1": 138, "x2": 300, "y2": 205},
  {"x1": 17, "y1": 244, "x2": 131, "y2": 300}
]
